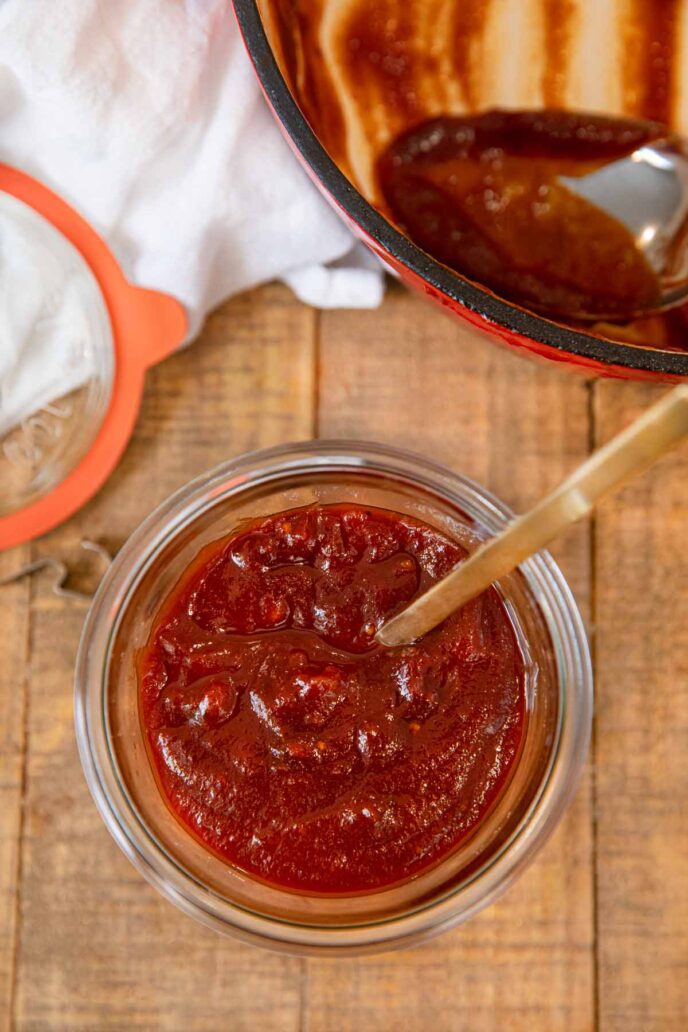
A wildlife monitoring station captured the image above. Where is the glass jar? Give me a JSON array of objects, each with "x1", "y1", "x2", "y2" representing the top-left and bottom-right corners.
[{"x1": 75, "y1": 440, "x2": 592, "y2": 955}]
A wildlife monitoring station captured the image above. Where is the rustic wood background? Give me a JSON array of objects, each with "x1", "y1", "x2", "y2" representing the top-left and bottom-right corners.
[{"x1": 1, "y1": 283, "x2": 686, "y2": 1031}]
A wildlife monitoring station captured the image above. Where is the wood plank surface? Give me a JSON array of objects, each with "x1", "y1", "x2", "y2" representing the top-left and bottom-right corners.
[
  {"x1": 593, "y1": 381, "x2": 688, "y2": 1032},
  {"x1": 0, "y1": 281, "x2": 684, "y2": 1031},
  {"x1": 311, "y1": 285, "x2": 595, "y2": 1032},
  {"x1": 7, "y1": 286, "x2": 315, "y2": 1031},
  {"x1": 0, "y1": 546, "x2": 30, "y2": 1032}
]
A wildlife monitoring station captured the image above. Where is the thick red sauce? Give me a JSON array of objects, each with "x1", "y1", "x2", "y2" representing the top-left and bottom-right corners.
[
  {"x1": 378, "y1": 109, "x2": 665, "y2": 319},
  {"x1": 140, "y1": 505, "x2": 526, "y2": 894}
]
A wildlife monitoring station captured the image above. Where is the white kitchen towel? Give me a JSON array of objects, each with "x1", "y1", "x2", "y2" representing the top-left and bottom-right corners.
[{"x1": 0, "y1": 0, "x2": 384, "y2": 431}]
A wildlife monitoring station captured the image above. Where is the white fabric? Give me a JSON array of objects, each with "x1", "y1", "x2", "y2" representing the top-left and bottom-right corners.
[
  {"x1": 0, "y1": 0, "x2": 383, "y2": 428},
  {"x1": 0, "y1": 194, "x2": 115, "y2": 437}
]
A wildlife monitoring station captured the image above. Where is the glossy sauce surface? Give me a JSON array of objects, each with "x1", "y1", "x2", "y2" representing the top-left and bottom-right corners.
[
  {"x1": 140, "y1": 505, "x2": 526, "y2": 893},
  {"x1": 377, "y1": 110, "x2": 664, "y2": 318}
]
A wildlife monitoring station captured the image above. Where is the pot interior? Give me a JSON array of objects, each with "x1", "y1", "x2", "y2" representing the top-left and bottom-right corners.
[{"x1": 256, "y1": 0, "x2": 688, "y2": 359}]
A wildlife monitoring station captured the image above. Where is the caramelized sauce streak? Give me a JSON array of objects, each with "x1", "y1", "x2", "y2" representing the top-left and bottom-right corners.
[
  {"x1": 262, "y1": 0, "x2": 684, "y2": 159},
  {"x1": 542, "y1": 0, "x2": 576, "y2": 107},
  {"x1": 342, "y1": 2, "x2": 421, "y2": 122},
  {"x1": 624, "y1": 0, "x2": 680, "y2": 123},
  {"x1": 268, "y1": 0, "x2": 300, "y2": 91},
  {"x1": 451, "y1": 0, "x2": 491, "y2": 109},
  {"x1": 140, "y1": 504, "x2": 525, "y2": 894}
]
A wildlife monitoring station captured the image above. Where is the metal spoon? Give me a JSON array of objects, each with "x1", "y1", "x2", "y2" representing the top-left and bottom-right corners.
[
  {"x1": 377, "y1": 384, "x2": 688, "y2": 647},
  {"x1": 561, "y1": 134, "x2": 688, "y2": 317}
]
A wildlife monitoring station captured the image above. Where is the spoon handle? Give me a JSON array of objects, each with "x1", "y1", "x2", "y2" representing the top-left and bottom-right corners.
[{"x1": 377, "y1": 385, "x2": 688, "y2": 647}]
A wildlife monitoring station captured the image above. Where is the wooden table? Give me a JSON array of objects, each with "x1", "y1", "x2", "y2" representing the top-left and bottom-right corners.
[{"x1": 1, "y1": 283, "x2": 686, "y2": 1031}]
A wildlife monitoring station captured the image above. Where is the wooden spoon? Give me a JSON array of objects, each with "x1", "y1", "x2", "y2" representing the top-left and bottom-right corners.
[{"x1": 377, "y1": 385, "x2": 688, "y2": 648}]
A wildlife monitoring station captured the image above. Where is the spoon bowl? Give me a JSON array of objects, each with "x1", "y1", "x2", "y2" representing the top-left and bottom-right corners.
[{"x1": 562, "y1": 134, "x2": 688, "y2": 319}]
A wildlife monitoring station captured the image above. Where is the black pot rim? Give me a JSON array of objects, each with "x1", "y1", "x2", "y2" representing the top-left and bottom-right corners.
[{"x1": 232, "y1": 0, "x2": 688, "y2": 378}]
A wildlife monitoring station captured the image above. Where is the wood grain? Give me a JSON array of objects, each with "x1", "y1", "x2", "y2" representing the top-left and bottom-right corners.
[
  {"x1": 593, "y1": 381, "x2": 688, "y2": 1032},
  {"x1": 9, "y1": 286, "x2": 315, "y2": 1031},
  {"x1": 2, "y1": 280, "x2": 684, "y2": 1031},
  {"x1": 311, "y1": 285, "x2": 595, "y2": 1032},
  {"x1": 0, "y1": 545, "x2": 30, "y2": 1032}
]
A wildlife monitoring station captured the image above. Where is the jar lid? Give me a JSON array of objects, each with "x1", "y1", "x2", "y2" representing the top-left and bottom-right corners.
[{"x1": 0, "y1": 165, "x2": 187, "y2": 550}]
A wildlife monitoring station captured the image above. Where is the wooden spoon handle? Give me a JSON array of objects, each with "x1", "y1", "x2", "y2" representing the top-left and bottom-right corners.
[{"x1": 377, "y1": 385, "x2": 688, "y2": 647}]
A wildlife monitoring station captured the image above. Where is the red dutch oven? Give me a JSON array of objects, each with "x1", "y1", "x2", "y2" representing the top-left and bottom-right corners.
[{"x1": 232, "y1": 0, "x2": 688, "y2": 382}]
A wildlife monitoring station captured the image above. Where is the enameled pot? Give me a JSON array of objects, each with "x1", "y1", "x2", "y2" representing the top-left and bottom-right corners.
[{"x1": 232, "y1": 0, "x2": 688, "y2": 381}]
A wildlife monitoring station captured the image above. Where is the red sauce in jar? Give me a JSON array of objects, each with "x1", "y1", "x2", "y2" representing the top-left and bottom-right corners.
[{"x1": 139, "y1": 504, "x2": 526, "y2": 894}]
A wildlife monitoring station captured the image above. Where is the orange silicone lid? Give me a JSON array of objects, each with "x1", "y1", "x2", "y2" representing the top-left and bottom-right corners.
[{"x1": 0, "y1": 165, "x2": 187, "y2": 551}]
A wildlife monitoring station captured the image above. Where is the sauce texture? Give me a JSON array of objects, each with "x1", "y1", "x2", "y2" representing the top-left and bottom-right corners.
[
  {"x1": 140, "y1": 505, "x2": 526, "y2": 893},
  {"x1": 378, "y1": 109, "x2": 664, "y2": 318}
]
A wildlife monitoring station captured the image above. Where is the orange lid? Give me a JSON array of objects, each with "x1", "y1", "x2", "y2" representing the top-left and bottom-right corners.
[{"x1": 0, "y1": 165, "x2": 187, "y2": 550}]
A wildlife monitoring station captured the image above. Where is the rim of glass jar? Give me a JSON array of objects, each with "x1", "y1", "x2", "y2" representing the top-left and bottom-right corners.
[{"x1": 75, "y1": 440, "x2": 593, "y2": 955}]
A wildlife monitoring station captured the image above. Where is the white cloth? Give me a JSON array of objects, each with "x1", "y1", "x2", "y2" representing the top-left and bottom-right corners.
[
  {"x1": 0, "y1": 0, "x2": 383, "y2": 432},
  {"x1": 0, "y1": 193, "x2": 116, "y2": 437}
]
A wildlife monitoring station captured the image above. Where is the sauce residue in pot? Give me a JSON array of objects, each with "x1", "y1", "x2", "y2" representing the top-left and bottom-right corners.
[
  {"x1": 377, "y1": 109, "x2": 664, "y2": 318},
  {"x1": 139, "y1": 504, "x2": 526, "y2": 894},
  {"x1": 259, "y1": 0, "x2": 688, "y2": 351}
]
